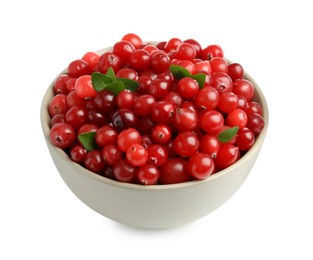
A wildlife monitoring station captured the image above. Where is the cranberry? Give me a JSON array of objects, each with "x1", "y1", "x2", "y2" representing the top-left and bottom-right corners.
[
  {"x1": 65, "y1": 106, "x2": 89, "y2": 130},
  {"x1": 102, "y1": 144, "x2": 122, "y2": 166},
  {"x1": 113, "y1": 41, "x2": 135, "y2": 65},
  {"x1": 67, "y1": 59, "x2": 92, "y2": 78},
  {"x1": 246, "y1": 113, "x2": 265, "y2": 135},
  {"x1": 188, "y1": 153, "x2": 214, "y2": 180},
  {"x1": 98, "y1": 52, "x2": 122, "y2": 73},
  {"x1": 113, "y1": 159, "x2": 136, "y2": 183},
  {"x1": 117, "y1": 128, "x2": 141, "y2": 152},
  {"x1": 151, "y1": 124, "x2": 172, "y2": 144},
  {"x1": 147, "y1": 144, "x2": 168, "y2": 167},
  {"x1": 177, "y1": 77, "x2": 199, "y2": 99},
  {"x1": 126, "y1": 144, "x2": 148, "y2": 167},
  {"x1": 198, "y1": 110, "x2": 224, "y2": 134},
  {"x1": 173, "y1": 108, "x2": 198, "y2": 132},
  {"x1": 121, "y1": 33, "x2": 142, "y2": 49},
  {"x1": 195, "y1": 86, "x2": 219, "y2": 111},
  {"x1": 211, "y1": 72, "x2": 233, "y2": 94},
  {"x1": 137, "y1": 164, "x2": 160, "y2": 185},
  {"x1": 112, "y1": 108, "x2": 138, "y2": 131},
  {"x1": 214, "y1": 144, "x2": 240, "y2": 170},
  {"x1": 174, "y1": 132, "x2": 199, "y2": 157},
  {"x1": 70, "y1": 143, "x2": 87, "y2": 163},
  {"x1": 236, "y1": 127, "x2": 255, "y2": 151},
  {"x1": 159, "y1": 158, "x2": 190, "y2": 184},
  {"x1": 233, "y1": 79, "x2": 254, "y2": 102},
  {"x1": 84, "y1": 150, "x2": 106, "y2": 173},
  {"x1": 199, "y1": 134, "x2": 220, "y2": 158},
  {"x1": 50, "y1": 123, "x2": 76, "y2": 149},
  {"x1": 95, "y1": 125, "x2": 118, "y2": 147},
  {"x1": 49, "y1": 94, "x2": 68, "y2": 117},
  {"x1": 228, "y1": 63, "x2": 244, "y2": 80}
]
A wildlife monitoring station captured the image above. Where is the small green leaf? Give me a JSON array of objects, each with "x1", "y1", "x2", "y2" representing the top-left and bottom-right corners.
[
  {"x1": 78, "y1": 132, "x2": 97, "y2": 151},
  {"x1": 106, "y1": 67, "x2": 116, "y2": 81},
  {"x1": 191, "y1": 73, "x2": 206, "y2": 88},
  {"x1": 104, "y1": 81, "x2": 125, "y2": 96},
  {"x1": 91, "y1": 72, "x2": 114, "y2": 91},
  {"x1": 117, "y1": 78, "x2": 139, "y2": 92},
  {"x1": 169, "y1": 65, "x2": 192, "y2": 79},
  {"x1": 218, "y1": 126, "x2": 239, "y2": 143}
]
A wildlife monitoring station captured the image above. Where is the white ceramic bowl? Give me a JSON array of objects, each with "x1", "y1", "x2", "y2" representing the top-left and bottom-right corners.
[{"x1": 41, "y1": 46, "x2": 269, "y2": 229}]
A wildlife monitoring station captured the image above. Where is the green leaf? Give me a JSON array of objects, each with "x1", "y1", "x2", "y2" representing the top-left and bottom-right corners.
[
  {"x1": 218, "y1": 126, "x2": 239, "y2": 143},
  {"x1": 104, "y1": 81, "x2": 125, "y2": 96},
  {"x1": 106, "y1": 67, "x2": 116, "y2": 81},
  {"x1": 191, "y1": 73, "x2": 206, "y2": 88},
  {"x1": 78, "y1": 132, "x2": 97, "y2": 151},
  {"x1": 169, "y1": 65, "x2": 191, "y2": 79},
  {"x1": 116, "y1": 78, "x2": 139, "y2": 92},
  {"x1": 91, "y1": 72, "x2": 114, "y2": 91}
]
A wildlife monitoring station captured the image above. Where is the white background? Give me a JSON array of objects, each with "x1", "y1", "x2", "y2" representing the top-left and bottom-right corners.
[{"x1": 1, "y1": 0, "x2": 312, "y2": 259}]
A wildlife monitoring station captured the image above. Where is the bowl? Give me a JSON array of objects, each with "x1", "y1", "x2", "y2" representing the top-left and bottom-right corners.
[{"x1": 40, "y1": 45, "x2": 269, "y2": 229}]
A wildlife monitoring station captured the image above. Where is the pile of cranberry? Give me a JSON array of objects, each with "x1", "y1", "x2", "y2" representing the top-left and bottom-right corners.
[{"x1": 48, "y1": 33, "x2": 265, "y2": 185}]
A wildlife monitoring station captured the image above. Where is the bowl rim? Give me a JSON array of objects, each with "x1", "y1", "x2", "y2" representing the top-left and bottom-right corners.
[{"x1": 41, "y1": 44, "x2": 269, "y2": 191}]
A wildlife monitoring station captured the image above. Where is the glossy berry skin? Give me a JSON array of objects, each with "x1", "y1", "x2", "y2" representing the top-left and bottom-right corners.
[
  {"x1": 94, "y1": 90, "x2": 116, "y2": 114},
  {"x1": 121, "y1": 33, "x2": 142, "y2": 49},
  {"x1": 70, "y1": 144, "x2": 87, "y2": 163},
  {"x1": 183, "y1": 39, "x2": 202, "y2": 58},
  {"x1": 236, "y1": 127, "x2": 255, "y2": 151},
  {"x1": 151, "y1": 101, "x2": 174, "y2": 125},
  {"x1": 233, "y1": 79, "x2": 254, "y2": 102},
  {"x1": 218, "y1": 92, "x2": 238, "y2": 113},
  {"x1": 173, "y1": 108, "x2": 198, "y2": 132},
  {"x1": 75, "y1": 75, "x2": 97, "y2": 99},
  {"x1": 130, "y1": 49, "x2": 150, "y2": 71},
  {"x1": 67, "y1": 59, "x2": 91, "y2": 78},
  {"x1": 50, "y1": 123, "x2": 76, "y2": 149},
  {"x1": 199, "y1": 134, "x2": 220, "y2": 158},
  {"x1": 65, "y1": 106, "x2": 89, "y2": 130},
  {"x1": 151, "y1": 124, "x2": 172, "y2": 144},
  {"x1": 126, "y1": 144, "x2": 148, "y2": 167},
  {"x1": 147, "y1": 144, "x2": 168, "y2": 167},
  {"x1": 137, "y1": 164, "x2": 160, "y2": 185},
  {"x1": 117, "y1": 128, "x2": 141, "y2": 152},
  {"x1": 226, "y1": 108, "x2": 248, "y2": 128},
  {"x1": 195, "y1": 86, "x2": 219, "y2": 111},
  {"x1": 102, "y1": 144, "x2": 122, "y2": 166},
  {"x1": 175, "y1": 43, "x2": 196, "y2": 61},
  {"x1": 53, "y1": 74, "x2": 72, "y2": 95},
  {"x1": 201, "y1": 45, "x2": 224, "y2": 60},
  {"x1": 112, "y1": 108, "x2": 138, "y2": 131},
  {"x1": 246, "y1": 113, "x2": 265, "y2": 135},
  {"x1": 174, "y1": 132, "x2": 199, "y2": 157},
  {"x1": 113, "y1": 41, "x2": 135, "y2": 65},
  {"x1": 113, "y1": 159, "x2": 136, "y2": 183},
  {"x1": 228, "y1": 63, "x2": 244, "y2": 80},
  {"x1": 177, "y1": 77, "x2": 199, "y2": 99},
  {"x1": 188, "y1": 153, "x2": 214, "y2": 180},
  {"x1": 150, "y1": 51, "x2": 170, "y2": 73},
  {"x1": 82, "y1": 52, "x2": 100, "y2": 71},
  {"x1": 98, "y1": 52, "x2": 122, "y2": 73},
  {"x1": 210, "y1": 57, "x2": 228, "y2": 73},
  {"x1": 148, "y1": 78, "x2": 170, "y2": 99},
  {"x1": 95, "y1": 125, "x2": 118, "y2": 147},
  {"x1": 116, "y1": 90, "x2": 135, "y2": 109},
  {"x1": 49, "y1": 94, "x2": 68, "y2": 117},
  {"x1": 214, "y1": 144, "x2": 240, "y2": 170},
  {"x1": 211, "y1": 72, "x2": 233, "y2": 94},
  {"x1": 84, "y1": 150, "x2": 106, "y2": 173},
  {"x1": 159, "y1": 158, "x2": 190, "y2": 184},
  {"x1": 198, "y1": 110, "x2": 224, "y2": 134}
]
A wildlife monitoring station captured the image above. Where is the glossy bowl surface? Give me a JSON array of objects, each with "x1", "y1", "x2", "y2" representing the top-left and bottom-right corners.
[{"x1": 41, "y1": 46, "x2": 269, "y2": 229}]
